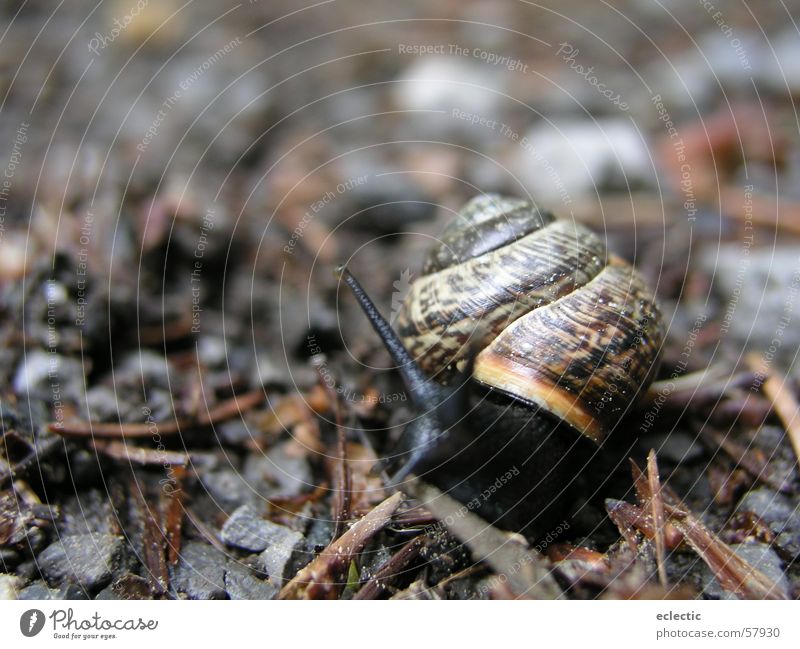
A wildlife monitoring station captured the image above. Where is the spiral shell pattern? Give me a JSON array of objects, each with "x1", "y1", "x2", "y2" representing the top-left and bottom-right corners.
[{"x1": 395, "y1": 195, "x2": 664, "y2": 443}]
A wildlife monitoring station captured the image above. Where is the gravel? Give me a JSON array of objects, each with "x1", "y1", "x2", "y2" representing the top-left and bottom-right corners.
[
  {"x1": 38, "y1": 534, "x2": 126, "y2": 591},
  {"x1": 170, "y1": 541, "x2": 229, "y2": 600},
  {"x1": 701, "y1": 542, "x2": 790, "y2": 600},
  {"x1": 224, "y1": 562, "x2": 279, "y2": 600}
]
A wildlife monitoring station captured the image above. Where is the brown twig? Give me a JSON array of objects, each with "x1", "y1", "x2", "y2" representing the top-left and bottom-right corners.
[
  {"x1": 647, "y1": 451, "x2": 668, "y2": 588},
  {"x1": 164, "y1": 467, "x2": 186, "y2": 566},
  {"x1": 89, "y1": 439, "x2": 190, "y2": 466},
  {"x1": 278, "y1": 492, "x2": 403, "y2": 599},
  {"x1": 605, "y1": 499, "x2": 683, "y2": 551},
  {"x1": 667, "y1": 505, "x2": 788, "y2": 600},
  {"x1": 48, "y1": 389, "x2": 265, "y2": 438},
  {"x1": 627, "y1": 459, "x2": 787, "y2": 599},
  {"x1": 353, "y1": 535, "x2": 426, "y2": 599},
  {"x1": 414, "y1": 481, "x2": 562, "y2": 600},
  {"x1": 132, "y1": 484, "x2": 169, "y2": 597},
  {"x1": 700, "y1": 428, "x2": 791, "y2": 493},
  {"x1": 747, "y1": 353, "x2": 800, "y2": 463}
]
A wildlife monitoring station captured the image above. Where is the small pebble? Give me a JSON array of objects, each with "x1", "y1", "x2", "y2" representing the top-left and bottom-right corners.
[
  {"x1": 224, "y1": 562, "x2": 279, "y2": 600},
  {"x1": 243, "y1": 443, "x2": 312, "y2": 498},
  {"x1": 221, "y1": 504, "x2": 300, "y2": 553},
  {"x1": 38, "y1": 534, "x2": 125, "y2": 591},
  {"x1": 257, "y1": 525, "x2": 305, "y2": 585},
  {"x1": 0, "y1": 574, "x2": 24, "y2": 599},
  {"x1": 701, "y1": 542, "x2": 789, "y2": 600},
  {"x1": 170, "y1": 541, "x2": 228, "y2": 600}
]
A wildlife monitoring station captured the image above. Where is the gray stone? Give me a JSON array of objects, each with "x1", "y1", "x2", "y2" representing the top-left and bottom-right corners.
[
  {"x1": 242, "y1": 442, "x2": 312, "y2": 498},
  {"x1": 737, "y1": 488, "x2": 800, "y2": 559},
  {"x1": 736, "y1": 488, "x2": 800, "y2": 530},
  {"x1": 13, "y1": 350, "x2": 85, "y2": 402},
  {"x1": 84, "y1": 385, "x2": 126, "y2": 422},
  {"x1": 18, "y1": 582, "x2": 59, "y2": 600},
  {"x1": 701, "y1": 246, "x2": 800, "y2": 369},
  {"x1": 222, "y1": 505, "x2": 277, "y2": 552},
  {"x1": 257, "y1": 525, "x2": 305, "y2": 585},
  {"x1": 224, "y1": 562, "x2": 278, "y2": 600},
  {"x1": 94, "y1": 575, "x2": 152, "y2": 600},
  {"x1": 38, "y1": 534, "x2": 125, "y2": 591},
  {"x1": 701, "y1": 542, "x2": 789, "y2": 600},
  {"x1": 170, "y1": 541, "x2": 228, "y2": 599},
  {"x1": 514, "y1": 118, "x2": 655, "y2": 205},
  {"x1": 640, "y1": 431, "x2": 704, "y2": 464},
  {"x1": 0, "y1": 574, "x2": 23, "y2": 599},
  {"x1": 218, "y1": 419, "x2": 254, "y2": 446},
  {"x1": 200, "y1": 469, "x2": 255, "y2": 509}
]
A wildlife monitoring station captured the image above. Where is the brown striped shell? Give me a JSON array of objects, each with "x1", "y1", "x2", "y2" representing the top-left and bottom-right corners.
[{"x1": 395, "y1": 195, "x2": 664, "y2": 444}]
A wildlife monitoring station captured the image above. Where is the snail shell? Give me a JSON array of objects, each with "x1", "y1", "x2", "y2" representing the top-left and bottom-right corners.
[{"x1": 395, "y1": 194, "x2": 664, "y2": 444}]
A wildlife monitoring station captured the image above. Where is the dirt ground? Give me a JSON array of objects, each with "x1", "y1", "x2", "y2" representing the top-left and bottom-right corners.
[{"x1": 1, "y1": 0, "x2": 799, "y2": 600}]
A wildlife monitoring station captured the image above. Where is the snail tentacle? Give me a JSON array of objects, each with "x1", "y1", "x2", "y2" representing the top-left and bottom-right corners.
[{"x1": 338, "y1": 265, "x2": 468, "y2": 482}]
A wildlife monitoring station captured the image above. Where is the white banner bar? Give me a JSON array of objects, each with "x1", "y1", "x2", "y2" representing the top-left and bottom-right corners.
[{"x1": 1, "y1": 600, "x2": 798, "y2": 648}]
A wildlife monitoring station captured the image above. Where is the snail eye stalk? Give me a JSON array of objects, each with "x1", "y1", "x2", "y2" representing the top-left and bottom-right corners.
[
  {"x1": 337, "y1": 265, "x2": 465, "y2": 484},
  {"x1": 337, "y1": 265, "x2": 439, "y2": 411}
]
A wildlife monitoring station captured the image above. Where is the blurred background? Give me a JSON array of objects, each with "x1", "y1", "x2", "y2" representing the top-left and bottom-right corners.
[
  {"x1": 2, "y1": 0, "x2": 799, "y2": 381},
  {"x1": 1, "y1": 0, "x2": 800, "y2": 600}
]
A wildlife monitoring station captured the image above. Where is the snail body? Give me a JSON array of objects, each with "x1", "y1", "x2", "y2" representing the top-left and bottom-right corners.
[{"x1": 341, "y1": 195, "x2": 664, "y2": 533}]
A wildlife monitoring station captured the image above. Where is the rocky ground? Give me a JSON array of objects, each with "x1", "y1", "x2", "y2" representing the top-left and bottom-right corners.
[{"x1": 1, "y1": 0, "x2": 799, "y2": 599}]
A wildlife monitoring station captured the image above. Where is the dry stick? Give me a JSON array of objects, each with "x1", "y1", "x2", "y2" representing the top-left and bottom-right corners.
[
  {"x1": 667, "y1": 505, "x2": 788, "y2": 600},
  {"x1": 353, "y1": 535, "x2": 426, "y2": 600},
  {"x1": 630, "y1": 460, "x2": 787, "y2": 599},
  {"x1": 414, "y1": 481, "x2": 562, "y2": 600},
  {"x1": 183, "y1": 507, "x2": 227, "y2": 553},
  {"x1": 605, "y1": 499, "x2": 683, "y2": 551},
  {"x1": 89, "y1": 439, "x2": 189, "y2": 466},
  {"x1": 164, "y1": 467, "x2": 186, "y2": 566},
  {"x1": 279, "y1": 492, "x2": 403, "y2": 599},
  {"x1": 312, "y1": 356, "x2": 351, "y2": 540},
  {"x1": 746, "y1": 353, "x2": 800, "y2": 463},
  {"x1": 647, "y1": 451, "x2": 668, "y2": 588},
  {"x1": 48, "y1": 389, "x2": 265, "y2": 438},
  {"x1": 331, "y1": 424, "x2": 352, "y2": 540},
  {"x1": 131, "y1": 482, "x2": 169, "y2": 597},
  {"x1": 720, "y1": 187, "x2": 800, "y2": 236},
  {"x1": 700, "y1": 428, "x2": 790, "y2": 493}
]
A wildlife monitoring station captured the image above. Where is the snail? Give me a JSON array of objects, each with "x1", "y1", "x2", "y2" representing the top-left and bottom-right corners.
[{"x1": 338, "y1": 194, "x2": 664, "y2": 533}]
